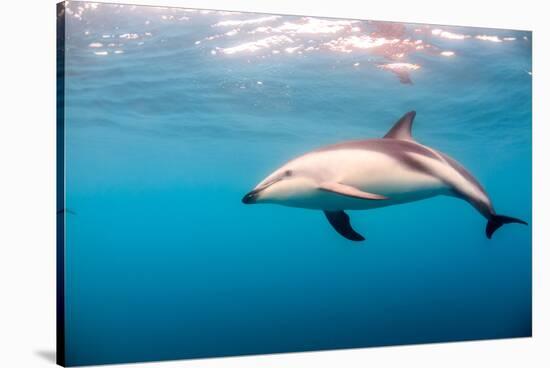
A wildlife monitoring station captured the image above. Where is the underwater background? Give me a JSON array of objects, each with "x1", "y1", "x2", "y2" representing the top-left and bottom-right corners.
[{"x1": 61, "y1": 2, "x2": 532, "y2": 366}]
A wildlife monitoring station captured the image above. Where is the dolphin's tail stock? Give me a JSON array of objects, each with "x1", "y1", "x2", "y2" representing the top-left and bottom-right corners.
[{"x1": 485, "y1": 214, "x2": 528, "y2": 239}]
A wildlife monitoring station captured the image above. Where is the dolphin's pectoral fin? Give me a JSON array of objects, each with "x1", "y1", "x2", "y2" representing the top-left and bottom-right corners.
[
  {"x1": 323, "y1": 210, "x2": 365, "y2": 242},
  {"x1": 318, "y1": 182, "x2": 388, "y2": 200}
]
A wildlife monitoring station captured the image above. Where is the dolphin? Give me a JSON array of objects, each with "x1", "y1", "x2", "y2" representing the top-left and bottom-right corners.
[{"x1": 242, "y1": 111, "x2": 527, "y2": 241}]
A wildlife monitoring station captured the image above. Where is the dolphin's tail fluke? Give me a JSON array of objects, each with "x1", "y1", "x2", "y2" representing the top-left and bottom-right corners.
[{"x1": 486, "y1": 214, "x2": 528, "y2": 239}]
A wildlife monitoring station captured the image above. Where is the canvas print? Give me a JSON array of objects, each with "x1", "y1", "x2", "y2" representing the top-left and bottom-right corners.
[{"x1": 57, "y1": 1, "x2": 532, "y2": 366}]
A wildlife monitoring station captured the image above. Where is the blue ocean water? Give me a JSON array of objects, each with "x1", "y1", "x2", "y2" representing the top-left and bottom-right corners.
[{"x1": 61, "y1": 2, "x2": 532, "y2": 366}]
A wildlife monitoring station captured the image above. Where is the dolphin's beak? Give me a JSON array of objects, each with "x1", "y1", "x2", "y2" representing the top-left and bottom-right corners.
[
  {"x1": 242, "y1": 177, "x2": 283, "y2": 204},
  {"x1": 242, "y1": 188, "x2": 261, "y2": 204}
]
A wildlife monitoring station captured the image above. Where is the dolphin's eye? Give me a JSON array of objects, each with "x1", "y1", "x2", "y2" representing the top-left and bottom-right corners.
[{"x1": 284, "y1": 170, "x2": 293, "y2": 177}]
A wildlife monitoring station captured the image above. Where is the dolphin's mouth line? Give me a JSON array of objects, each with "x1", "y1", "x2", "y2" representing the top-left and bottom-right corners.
[{"x1": 242, "y1": 177, "x2": 282, "y2": 204}]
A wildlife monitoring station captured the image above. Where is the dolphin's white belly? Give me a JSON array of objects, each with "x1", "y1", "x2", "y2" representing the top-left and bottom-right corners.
[{"x1": 283, "y1": 149, "x2": 447, "y2": 210}]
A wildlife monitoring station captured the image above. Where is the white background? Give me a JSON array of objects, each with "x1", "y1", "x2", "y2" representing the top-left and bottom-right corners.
[{"x1": 0, "y1": 0, "x2": 548, "y2": 367}]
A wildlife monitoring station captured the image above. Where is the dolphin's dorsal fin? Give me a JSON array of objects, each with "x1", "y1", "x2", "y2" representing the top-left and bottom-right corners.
[{"x1": 383, "y1": 111, "x2": 416, "y2": 141}]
